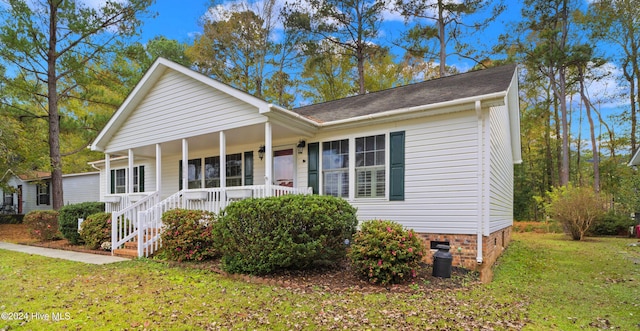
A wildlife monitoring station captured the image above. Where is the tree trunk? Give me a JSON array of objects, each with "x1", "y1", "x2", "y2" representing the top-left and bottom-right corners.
[
  {"x1": 47, "y1": 2, "x2": 64, "y2": 210},
  {"x1": 437, "y1": 0, "x2": 446, "y2": 78},
  {"x1": 580, "y1": 67, "x2": 600, "y2": 193}
]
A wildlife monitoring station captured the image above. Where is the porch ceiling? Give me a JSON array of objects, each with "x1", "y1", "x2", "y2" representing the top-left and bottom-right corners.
[{"x1": 124, "y1": 121, "x2": 313, "y2": 158}]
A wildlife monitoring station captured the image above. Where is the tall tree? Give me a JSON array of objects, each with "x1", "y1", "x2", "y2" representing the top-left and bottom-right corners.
[
  {"x1": 0, "y1": 0, "x2": 154, "y2": 209},
  {"x1": 395, "y1": 0, "x2": 505, "y2": 77},
  {"x1": 283, "y1": 0, "x2": 387, "y2": 95},
  {"x1": 300, "y1": 41, "x2": 355, "y2": 103},
  {"x1": 584, "y1": 0, "x2": 640, "y2": 155},
  {"x1": 188, "y1": 1, "x2": 292, "y2": 101},
  {"x1": 517, "y1": 0, "x2": 585, "y2": 187}
]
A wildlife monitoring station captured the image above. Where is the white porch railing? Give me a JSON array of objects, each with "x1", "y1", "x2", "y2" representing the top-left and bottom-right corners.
[
  {"x1": 112, "y1": 185, "x2": 313, "y2": 258},
  {"x1": 110, "y1": 192, "x2": 159, "y2": 254}
]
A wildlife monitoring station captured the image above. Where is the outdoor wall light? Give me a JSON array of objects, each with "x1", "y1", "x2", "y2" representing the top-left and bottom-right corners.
[
  {"x1": 296, "y1": 140, "x2": 306, "y2": 154},
  {"x1": 258, "y1": 145, "x2": 265, "y2": 160}
]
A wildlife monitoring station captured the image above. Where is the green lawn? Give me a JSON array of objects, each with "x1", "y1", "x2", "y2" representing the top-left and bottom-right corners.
[{"x1": 0, "y1": 233, "x2": 638, "y2": 330}]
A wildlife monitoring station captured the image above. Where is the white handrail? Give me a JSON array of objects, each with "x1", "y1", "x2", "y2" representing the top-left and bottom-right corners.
[
  {"x1": 110, "y1": 192, "x2": 158, "y2": 255},
  {"x1": 114, "y1": 185, "x2": 313, "y2": 257}
]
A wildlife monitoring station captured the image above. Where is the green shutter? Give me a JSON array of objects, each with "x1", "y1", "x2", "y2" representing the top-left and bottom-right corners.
[
  {"x1": 389, "y1": 131, "x2": 405, "y2": 201},
  {"x1": 110, "y1": 169, "x2": 115, "y2": 194},
  {"x1": 178, "y1": 161, "x2": 183, "y2": 190},
  {"x1": 138, "y1": 166, "x2": 145, "y2": 192},
  {"x1": 307, "y1": 142, "x2": 319, "y2": 194},
  {"x1": 244, "y1": 151, "x2": 254, "y2": 185}
]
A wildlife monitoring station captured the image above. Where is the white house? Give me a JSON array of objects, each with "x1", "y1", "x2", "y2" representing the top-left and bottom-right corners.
[
  {"x1": 0, "y1": 170, "x2": 100, "y2": 215},
  {"x1": 90, "y1": 58, "x2": 521, "y2": 268}
]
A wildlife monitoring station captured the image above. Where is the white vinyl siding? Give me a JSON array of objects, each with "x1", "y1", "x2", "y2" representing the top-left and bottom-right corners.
[
  {"x1": 62, "y1": 173, "x2": 100, "y2": 205},
  {"x1": 106, "y1": 70, "x2": 266, "y2": 152},
  {"x1": 489, "y1": 105, "x2": 514, "y2": 233},
  {"x1": 311, "y1": 111, "x2": 480, "y2": 234}
]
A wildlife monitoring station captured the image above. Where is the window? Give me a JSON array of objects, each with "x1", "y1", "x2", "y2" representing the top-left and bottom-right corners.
[
  {"x1": 204, "y1": 153, "x2": 243, "y2": 188},
  {"x1": 3, "y1": 192, "x2": 13, "y2": 207},
  {"x1": 187, "y1": 159, "x2": 202, "y2": 189},
  {"x1": 111, "y1": 166, "x2": 145, "y2": 193},
  {"x1": 36, "y1": 182, "x2": 50, "y2": 205},
  {"x1": 355, "y1": 135, "x2": 385, "y2": 198},
  {"x1": 114, "y1": 169, "x2": 126, "y2": 193},
  {"x1": 322, "y1": 139, "x2": 349, "y2": 197}
]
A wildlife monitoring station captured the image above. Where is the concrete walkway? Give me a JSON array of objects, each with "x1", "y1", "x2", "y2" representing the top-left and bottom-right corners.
[{"x1": 0, "y1": 242, "x2": 130, "y2": 265}]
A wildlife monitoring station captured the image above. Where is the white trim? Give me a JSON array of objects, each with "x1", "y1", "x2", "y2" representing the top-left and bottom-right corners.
[
  {"x1": 475, "y1": 100, "x2": 484, "y2": 264},
  {"x1": 105, "y1": 154, "x2": 111, "y2": 195},
  {"x1": 182, "y1": 139, "x2": 188, "y2": 191},
  {"x1": 220, "y1": 131, "x2": 226, "y2": 190},
  {"x1": 128, "y1": 149, "x2": 134, "y2": 194},
  {"x1": 318, "y1": 92, "x2": 507, "y2": 128},
  {"x1": 91, "y1": 58, "x2": 271, "y2": 152},
  {"x1": 155, "y1": 144, "x2": 162, "y2": 194},
  {"x1": 264, "y1": 122, "x2": 272, "y2": 196}
]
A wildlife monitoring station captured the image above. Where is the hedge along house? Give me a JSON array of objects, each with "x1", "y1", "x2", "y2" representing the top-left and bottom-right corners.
[{"x1": 90, "y1": 58, "x2": 521, "y2": 268}]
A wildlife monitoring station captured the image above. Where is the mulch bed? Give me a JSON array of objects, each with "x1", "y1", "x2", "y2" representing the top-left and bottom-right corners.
[{"x1": 2, "y1": 223, "x2": 480, "y2": 293}]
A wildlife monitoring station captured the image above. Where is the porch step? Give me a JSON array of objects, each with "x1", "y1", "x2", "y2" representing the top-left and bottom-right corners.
[{"x1": 113, "y1": 248, "x2": 138, "y2": 258}]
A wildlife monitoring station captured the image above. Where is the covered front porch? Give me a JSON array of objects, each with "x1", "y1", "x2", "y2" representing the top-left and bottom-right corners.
[{"x1": 97, "y1": 119, "x2": 316, "y2": 258}]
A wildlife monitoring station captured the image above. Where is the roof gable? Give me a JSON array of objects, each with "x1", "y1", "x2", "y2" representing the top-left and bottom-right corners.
[
  {"x1": 91, "y1": 58, "x2": 271, "y2": 152},
  {"x1": 292, "y1": 64, "x2": 517, "y2": 123}
]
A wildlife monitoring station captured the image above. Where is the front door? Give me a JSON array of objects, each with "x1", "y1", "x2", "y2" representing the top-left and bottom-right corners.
[
  {"x1": 273, "y1": 148, "x2": 294, "y2": 187},
  {"x1": 17, "y1": 185, "x2": 22, "y2": 214}
]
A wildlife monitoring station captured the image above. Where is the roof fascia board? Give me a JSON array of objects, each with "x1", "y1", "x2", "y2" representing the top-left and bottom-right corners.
[
  {"x1": 506, "y1": 68, "x2": 523, "y2": 164},
  {"x1": 317, "y1": 92, "x2": 508, "y2": 131}
]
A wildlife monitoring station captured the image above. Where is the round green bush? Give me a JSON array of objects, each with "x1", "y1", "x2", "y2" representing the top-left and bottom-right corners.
[
  {"x1": 79, "y1": 212, "x2": 112, "y2": 250},
  {"x1": 160, "y1": 209, "x2": 218, "y2": 262},
  {"x1": 58, "y1": 202, "x2": 105, "y2": 245},
  {"x1": 215, "y1": 194, "x2": 358, "y2": 275},
  {"x1": 349, "y1": 220, "x2": 426, "y2": 285},
  {"x1": 24, "y1": 210, "x2": 59, "y2": 241}
]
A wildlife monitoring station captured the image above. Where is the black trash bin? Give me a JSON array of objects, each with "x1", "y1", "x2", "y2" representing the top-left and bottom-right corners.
[{"x1": 432, "y1": 244, "x2": 452, "y2": 278}]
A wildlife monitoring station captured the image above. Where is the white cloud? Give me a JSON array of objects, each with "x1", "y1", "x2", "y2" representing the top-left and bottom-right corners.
[{"x1": 574, "y1": 61, "x2": 628, "y2": 109}]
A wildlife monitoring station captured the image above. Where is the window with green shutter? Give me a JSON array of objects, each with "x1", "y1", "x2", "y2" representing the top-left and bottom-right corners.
[{"x1": 389, "y1": 131, "x2": 405, "y2": 201}]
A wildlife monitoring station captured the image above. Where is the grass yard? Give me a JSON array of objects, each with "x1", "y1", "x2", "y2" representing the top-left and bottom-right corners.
[{"x1": 0, "y1": 233, "x2": 638, "y2": 330}]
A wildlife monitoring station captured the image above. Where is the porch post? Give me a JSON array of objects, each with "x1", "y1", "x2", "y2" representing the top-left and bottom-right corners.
[
  {"x1": 156, "y1": 144, "x2": 162, "y2": 194},
  {"x1": 182, "y1": 139, "x2": 188, "y2": 191},
  {"x1": 105, "y1": 153, "x2": 111, "y2": 196},
  {"x1": 128, "y1": 149, "x2": 134, "y2": 194},
  {"x1": 265, "y1": 122, "x2": 272, "y2": 196},
  {"x1": 219, "y1": 131, "x2": 226, "y2": 190}
]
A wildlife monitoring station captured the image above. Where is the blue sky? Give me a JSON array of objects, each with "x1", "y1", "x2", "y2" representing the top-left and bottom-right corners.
[
  {"x1": 135, "y1": 0, "x2": 629, "y2": 150},
  {"x1": 137, "y1": 0, "x2": 524, "y2": 71}
]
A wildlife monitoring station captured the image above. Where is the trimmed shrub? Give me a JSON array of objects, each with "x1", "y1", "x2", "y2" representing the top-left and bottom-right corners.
[
  {"x1": 590, "y1": 212, "x2": 636, "y2": 236},
  {"x1": 58, "y1": 202, "x2": 105, "y2": 244},
  {"x1": 24, "y1": 210, "x2": 60, "y2": 241},
  {"x1": 349, "y1": 220, "x2": 426, "y2": 285},
  {"x1": 160, "y1": 209, "x2": 217, "y2": 262},
  {"x1": 215, "y1": 194, "x2": 358, "y2": 275},
  {"x1": 0, "y1": 214, "x2": 24, "y2": 224},
  {"x1": 79, "y1": 212, "x2": 112, "y2": 250}
]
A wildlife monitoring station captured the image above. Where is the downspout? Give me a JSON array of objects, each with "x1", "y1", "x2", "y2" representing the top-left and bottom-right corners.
[{"x1": 475, "y1": 100, "x2": 484, "y2": 264}]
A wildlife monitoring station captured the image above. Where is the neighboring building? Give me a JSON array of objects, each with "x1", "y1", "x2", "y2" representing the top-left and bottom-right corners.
[
  {"x1": 0, "y1": 170, "x2": 100, "y2": 214},
  {"x1": 90, "y1": 58, "x2": 521, "y2": 268}
]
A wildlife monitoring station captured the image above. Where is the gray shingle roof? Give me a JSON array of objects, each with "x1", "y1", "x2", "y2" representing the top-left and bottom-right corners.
[{"x1": 292, "y1": 64, "x2": 517, "y2": 123}]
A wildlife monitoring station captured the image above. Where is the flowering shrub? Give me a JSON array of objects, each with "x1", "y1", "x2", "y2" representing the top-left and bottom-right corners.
[
  {"x1": 79, "y1": 212, "x2": 112, "y2": 250},
  {"x1": 160, "y1": 209, "x2": 217, "y2": 262},
  {"x1": 24, "y1": 210, "x2": 60, "y2": 241},
  {"x1": 349, "y1": 220, "x2": 426, "y2": 285},
  {"x1": 216, "y1": 195, "x2": 358, "y2": 275}
]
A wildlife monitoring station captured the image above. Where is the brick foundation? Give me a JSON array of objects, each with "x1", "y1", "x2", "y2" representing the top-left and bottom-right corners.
[{"x1": 419, "y1": 226, "x2": 512, "y2": 271}]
